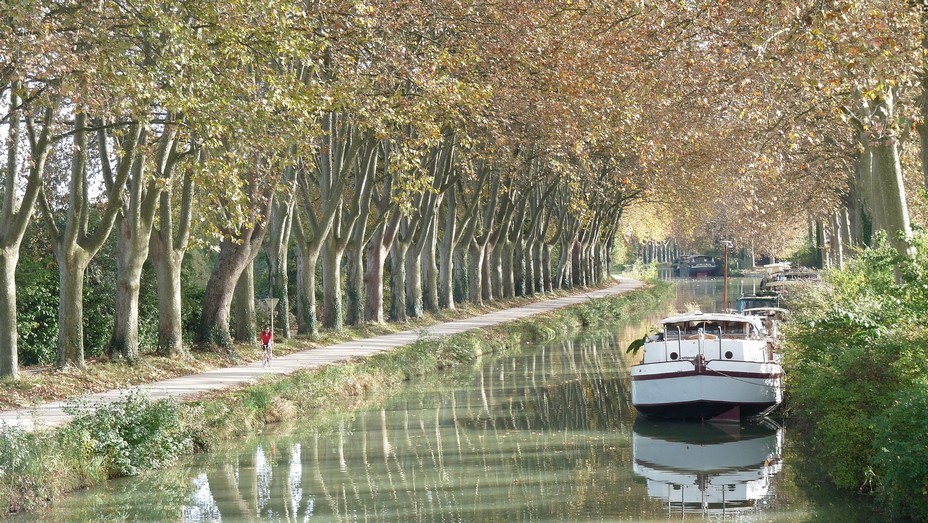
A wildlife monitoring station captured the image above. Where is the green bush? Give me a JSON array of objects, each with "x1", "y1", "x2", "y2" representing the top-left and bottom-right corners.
[
  {"x1": 620, "y1": 260, "x2": 659, "y2": 282},
  {"x1": 872, "y1": 382, "x2": 928, "y2": 520},
  {"x1": 63, "y1": 392, "x2": 192, "y2": 478},
  {"x1": 0, "y1": 428, "x2": 55, "y2": 512},
  {"x1": 15, "y1": 254, "x2": 59, "y2": 365},
  {"x1": 784, "y1": 232, "x2": 928, "y2": 519}
]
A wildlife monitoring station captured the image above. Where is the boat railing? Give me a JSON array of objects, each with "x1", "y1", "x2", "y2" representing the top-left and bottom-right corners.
[
  {"x1": 717, "y1": 326, "x2": 724, "y2": 360},
  {"x1": 661, "y1": 325, "x2": 760, "y2": 361}
]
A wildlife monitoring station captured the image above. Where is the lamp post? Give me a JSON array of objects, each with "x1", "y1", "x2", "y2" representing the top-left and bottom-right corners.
[
  {"x1": 721, "y1": 240, "x2": 733, "y2": 311},
  {"x1": 261, "y1": 298, "x2": 279, "y2": 336}
]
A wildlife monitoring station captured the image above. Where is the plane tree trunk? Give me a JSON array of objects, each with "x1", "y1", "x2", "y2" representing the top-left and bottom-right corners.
[
  {"x1": 265, "y1": 178, "x2": 296, "y2": 339},
  {"x1": 198, "y1": 175, "x2": 274, "y2": 347},
  {"x1": 232, "y1": 261, "x2": 257, "y2": 344},
  {"x1": 345, "y1": 140, "x2": 378, "y2": 325},
  {"x1": 322, "y1": 133, "x2": 376, "y2": 329},
  {"x1": 150, "y1": 152, "x2": 195, "y2": 357},
  {"x1": 0, "y1": 90, "x2": 53, "y2": 379},
  {"x1": 39, "y1": 114, "x2": 137, "y2": 369},
  {"x1": 107, "y1": 123, "x2": 177, "y2": 362}
]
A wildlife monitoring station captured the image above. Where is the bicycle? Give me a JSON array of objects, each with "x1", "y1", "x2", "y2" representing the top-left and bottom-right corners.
[{"x1": 262, "y1": 341, "x2": 273, "y2": 366}]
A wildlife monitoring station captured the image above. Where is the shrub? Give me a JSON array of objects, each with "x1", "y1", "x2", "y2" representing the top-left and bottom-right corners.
[
  {"x1": 872, "y1": 383, "x2": 928, "y2": 521},
  {"x1": 15, "y1": 254, "x2": 59, "y2": 365},
  {"x1": 621, "y1": 260, "x2": 659, "y2": 282},
  {"x1": 784, "y1": 232, "x2": 928, "y2": 517},
  {"x1": 62, "y1": 392, "x2": 192, "y2": 478},
  {"x1": 0, "y1": 428, "x2": 49, "y2": 512}
]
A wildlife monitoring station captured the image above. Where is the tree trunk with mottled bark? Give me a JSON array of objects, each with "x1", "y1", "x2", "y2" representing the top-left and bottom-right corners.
[
  {"x1": 149, "y1": 158, "x2": 194, "y2": 357},
  {"x1": 364, "y1": 223, "x2": 390, "y2": 323},
  {"x1": 404, "y1": 238, "x2": 423, "y2": 319},
  {"x1": 232, "y1": 261, "x2": 256, "y2": 344},
  {"x1": 109, "y1": 220, "x2": 148, "y2": 361},
  {"x1": 321, "y1": 236, "x2": 345, "y2": 330},
  {"x1": 266, "y1": 192, "x2": 295, "y2": 339},
  {"x1": 467, "y1": 241, "x2": 484, "y2": 304},
  {"x1": 390, "y1": 240, "x2": 409, "y2": 322},
  {"x1": 870, "y1": 134, "x2": 914, "y2": 258},
  {"x1": 199, "y1": 228, "x2": 267, "y2": 347},
  {"x1": 56, "y1": 250, "x2": 91, "y2": 368},
  {"x1": 0, "y1": 89, "x2": 52, "y2": 378},
  {"x1": 295, "y1": 240, "x2": 321, "y2": 339},
  {"x1": 42, "y1": 115, "x2": 137, "y2": 368},
  {"x1": 0, "y1": 252, "x2": 20, "y2": 377},
  {"x1": 421, "y1": 218, "x2": 439, "y2": 312}
]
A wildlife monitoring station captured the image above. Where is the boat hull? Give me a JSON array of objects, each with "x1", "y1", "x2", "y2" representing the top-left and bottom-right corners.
[{"x1": 631, "y1": 360, "x2": 782, "y2": 420}]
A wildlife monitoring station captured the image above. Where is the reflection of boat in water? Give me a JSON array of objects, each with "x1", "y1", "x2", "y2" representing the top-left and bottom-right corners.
[
  {"x1": 632, "y1": 419, "x2": 784, "y2": 516},
  {"x1": 630, "y1": 312, "x2": 783, "y2": 420}
]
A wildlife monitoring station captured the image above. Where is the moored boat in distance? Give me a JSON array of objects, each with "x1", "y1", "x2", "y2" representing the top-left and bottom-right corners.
[
  {"x1": 630, "y1": 312, "x2": 782, "y2": 421},
  {"x1": 736, "y1": 292, "x2": 788, "y2": 349},
  {"x1": 675, "y1": 254, "x2": 720, "y2": 277},
  {"x1": 760, "y1": 265, "x2": 820, "y2": 294}
]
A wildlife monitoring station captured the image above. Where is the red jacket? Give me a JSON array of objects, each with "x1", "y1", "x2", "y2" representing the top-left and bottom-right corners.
[{"x1": 261, "y1": 330, "x2": 273, "y2": 344}]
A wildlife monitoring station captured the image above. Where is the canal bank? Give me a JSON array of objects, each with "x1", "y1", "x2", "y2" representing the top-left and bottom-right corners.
[
  {"x1": 780, "y1": 244, "x2": 928, "y2": 522},
  {"x1": 0, "y1": 279, "x2": 670, "y2": 516}
]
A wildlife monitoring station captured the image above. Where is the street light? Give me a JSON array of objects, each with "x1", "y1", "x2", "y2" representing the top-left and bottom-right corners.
[{"x1": 260, "y1": 298, "x2": 279, "y2": 337}]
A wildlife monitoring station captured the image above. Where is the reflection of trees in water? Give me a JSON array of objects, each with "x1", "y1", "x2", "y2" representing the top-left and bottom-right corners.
[
  {"x1": 176, "y1": 330, "x2": 667, "y2": 521},
  {"x1": 673, "y1": 277, "x2": 761, "y2": 313},
  {"x1": 31, "y1": 313, "x2": 874, "y2": 521}
]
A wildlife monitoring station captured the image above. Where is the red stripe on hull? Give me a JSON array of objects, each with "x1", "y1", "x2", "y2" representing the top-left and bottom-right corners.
[{"x1": 631, "y1": 369, "x2": 781, "y2": 381}]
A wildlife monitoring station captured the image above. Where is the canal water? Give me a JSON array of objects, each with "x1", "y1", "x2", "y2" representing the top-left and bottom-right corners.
[{"x1": 22, "y1": 279, "x2": 879, "y2": 521}]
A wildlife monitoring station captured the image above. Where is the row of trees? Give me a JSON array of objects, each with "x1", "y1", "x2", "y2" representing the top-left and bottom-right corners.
[
  {"x1": 3, "y1": 1, "x2": 925, "y2": 379},
  {"x1": 0, "y1": 1, "x2": 654, "y2": 379},
  {"x1": 621, "y1": 1, "x2": 928, "y2": 265}
]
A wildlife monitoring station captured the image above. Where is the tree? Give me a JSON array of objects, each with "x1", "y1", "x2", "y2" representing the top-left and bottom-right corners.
[
  {"x1": 40, "y1": 115, "x2": 138, "y2": 368},
  {"x1": 149, "y1": 150, "x2": 194, "y2": 356},
  {"x1": 0, "y1": 87, "x2": 56, "y2": 378}
]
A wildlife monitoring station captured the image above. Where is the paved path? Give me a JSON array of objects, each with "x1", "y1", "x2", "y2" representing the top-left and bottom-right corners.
[{"x1": 0, "y1": 278, "x2": 644, "y2": 431}]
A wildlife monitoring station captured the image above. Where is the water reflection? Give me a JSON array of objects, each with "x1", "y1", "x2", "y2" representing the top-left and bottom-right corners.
[
  {"x1": 632, "y1": 418, "x2": 783, "y2": 518},
  {"x1": 17, "y1": 280, "x2": 878, "y2": 522},
  {"x1": 672, "y1": 276, "x2": 763, "y2": 313},
  {"x1": 174, "y1": 331, "x2": 653, "y2": 522}
]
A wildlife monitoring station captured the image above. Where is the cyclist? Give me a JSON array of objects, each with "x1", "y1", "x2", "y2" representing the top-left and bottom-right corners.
[{"x1": 260, "y1": 326, "x2": 273, "y2": 366}]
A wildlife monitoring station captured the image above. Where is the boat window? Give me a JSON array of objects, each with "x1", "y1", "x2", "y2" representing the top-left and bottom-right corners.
[{"x1": 663, "y1": 320, "x2": 758, "y2": 339}]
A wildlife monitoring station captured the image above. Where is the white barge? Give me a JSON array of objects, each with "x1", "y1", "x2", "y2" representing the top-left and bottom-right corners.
[{"x1": 630, "y1": 312, "x2": 782, "y2": 420}]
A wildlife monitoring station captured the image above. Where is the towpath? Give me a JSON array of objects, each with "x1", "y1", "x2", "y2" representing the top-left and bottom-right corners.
[{"x1": 0, "y1": 277, "x2": 644, "y2": 432}]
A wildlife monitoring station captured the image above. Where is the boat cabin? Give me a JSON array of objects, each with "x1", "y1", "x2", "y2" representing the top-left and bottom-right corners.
[
  {"x1": 644, "y1": 313, "x2": 769, "y2": 364},
  {"x1": 736, "y1": 294, "x2": 782, "y2": 313},
  {"x1": 659, "y1": 314, "x2": 764, "y2": 341}
]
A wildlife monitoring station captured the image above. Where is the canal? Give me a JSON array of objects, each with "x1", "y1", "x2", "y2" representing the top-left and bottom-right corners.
[{"x1": 22, "y1": 278, "x2": 879, "y2": 521}]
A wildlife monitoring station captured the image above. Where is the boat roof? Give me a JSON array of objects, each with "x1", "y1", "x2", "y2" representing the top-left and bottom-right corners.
[
  {"x1": 763, "y1": 262, "x2": 791, "y2": 273},
  {"x1": 659, "y1": 312, "x2": 764, "y2": 327},
  {"x1": 742, "y1": 307, "x2": 789, "y2": 315},
  {"x1": 737, "y1": 293, "x2": 780, "y2": 300}
]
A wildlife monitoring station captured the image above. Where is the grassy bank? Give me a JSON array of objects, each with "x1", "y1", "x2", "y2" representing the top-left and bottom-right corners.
[
  {"x1": 0, "y1": 283, "x2": 640, "y2": 411},
  {"x1": 783, "y1": 236, "x2": 928, "y2": 521},
  {"x1": 0, "y1": 282, "x2": 671, "y2": 516}
]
